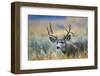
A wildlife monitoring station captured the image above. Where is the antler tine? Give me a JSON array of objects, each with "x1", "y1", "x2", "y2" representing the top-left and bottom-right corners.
[
  {"x1": 68, "y1": 24, "x2": 71, "y2": 32},
  {"x1": 47, "y1": 23, "x2": 53, "y2": 35},
  {"x1": 47, "y1": 26, "x2": 50, "y2": 35},
  {"x1": 64, "y1": 25, "x2": 69, "y2": 33},
  {"x1": 49, "y1": 23, "x2": 54, "y2": 34}
]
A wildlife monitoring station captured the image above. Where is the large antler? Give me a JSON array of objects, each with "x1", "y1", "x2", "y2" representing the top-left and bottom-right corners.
[
  {"x1": 47, "y1": 23, "x2": 57, "y2": 42},
  {"x1": 64, "y1": 24, "x2": 74, "y2": 40}
]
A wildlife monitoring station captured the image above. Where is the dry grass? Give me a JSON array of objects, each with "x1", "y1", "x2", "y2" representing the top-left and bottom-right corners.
[{"x1": 29, "y1": 48, "x2": 88, "y2": 60}]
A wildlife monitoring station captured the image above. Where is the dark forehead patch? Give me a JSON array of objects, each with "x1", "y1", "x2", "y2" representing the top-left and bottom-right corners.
[{"x1": 57, "y1": 39, "x2": 65, "y2": 42}]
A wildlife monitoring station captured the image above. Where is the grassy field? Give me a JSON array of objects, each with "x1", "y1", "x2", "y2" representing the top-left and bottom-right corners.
[{"x1": 28, "y1": 35, "x2": 88, "y2": 60}]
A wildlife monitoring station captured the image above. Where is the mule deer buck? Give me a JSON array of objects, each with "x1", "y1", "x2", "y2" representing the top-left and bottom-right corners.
[{"x1": 47, "y1": 23, "x2": 80, "y2": 57}]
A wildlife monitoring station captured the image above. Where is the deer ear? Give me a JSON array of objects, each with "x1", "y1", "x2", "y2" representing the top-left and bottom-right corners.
[
  {"x1": 64, "y1": 34, "x2": 71, "y2": 41},
  {"x1": 49, "y1": 36, "x2": 57, "y2": 42}
]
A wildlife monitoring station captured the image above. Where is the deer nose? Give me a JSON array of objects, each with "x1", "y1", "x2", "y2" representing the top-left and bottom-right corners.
[{"x1": 57, "y1": 46, "x2": 60, "y2": 49}]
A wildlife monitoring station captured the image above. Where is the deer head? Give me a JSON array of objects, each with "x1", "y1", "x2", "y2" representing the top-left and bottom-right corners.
[{"x1": 47, "y1": 23, "x2": 74, "y2": 49}]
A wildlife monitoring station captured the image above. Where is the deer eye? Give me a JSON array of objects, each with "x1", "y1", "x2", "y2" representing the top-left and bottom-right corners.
[{"x1": 61, "y1": 41, "x2": 64, "y2": 44}]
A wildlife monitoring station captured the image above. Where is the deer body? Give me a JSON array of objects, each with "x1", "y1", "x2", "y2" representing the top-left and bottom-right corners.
[{"x1": 55, "y1": 39, "x2": 79, "y2": 56}]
